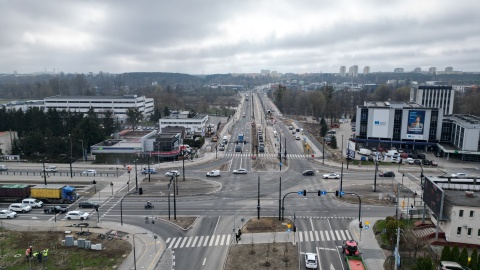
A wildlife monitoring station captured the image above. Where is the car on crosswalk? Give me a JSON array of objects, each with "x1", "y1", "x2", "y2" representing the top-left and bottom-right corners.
[{"x1": 323, "y1": 173, "x2": 339, "y2": 179}]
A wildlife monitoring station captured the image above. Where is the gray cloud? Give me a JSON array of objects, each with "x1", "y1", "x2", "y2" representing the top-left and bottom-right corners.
[{"x1": 0, "y1": 0, "x2": 479, "y2": 74}]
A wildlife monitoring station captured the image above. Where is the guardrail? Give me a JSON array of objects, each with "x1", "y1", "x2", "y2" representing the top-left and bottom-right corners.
[{"x1": 0, "y1": 171, "x2": 116, "y2": 177}]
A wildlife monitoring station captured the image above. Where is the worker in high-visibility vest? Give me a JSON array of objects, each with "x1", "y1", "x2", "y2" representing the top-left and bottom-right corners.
[{"x1": 43, "y1": 249, "x2": 49, "y2": 261}]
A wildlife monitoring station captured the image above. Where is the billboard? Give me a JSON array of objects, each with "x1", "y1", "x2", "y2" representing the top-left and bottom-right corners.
[
  {"x1": 406, "y1": 110, "x2": 425, "y2": 139},
  {"x1": 372, "y1": 109, "x2": 389, "y2": 138},
  {"x1": 423, "y1": 177, "x2": 444, "y2": 219},
  {"x1": 346, "y1": 140, "x2": 355, "y2": 159}
]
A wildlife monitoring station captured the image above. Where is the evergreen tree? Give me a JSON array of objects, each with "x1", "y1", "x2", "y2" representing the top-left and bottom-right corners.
[
  {"x1": 440, "y1": 246, "x2": 451, "y2": 261},
  {"x1": 149, "y1": 108, "x2": 162, "y2": 122},
  {"x1": 459, "y1": 247, "x2": 469, "y2": 267},
  {"x1": 451, "y1": 246, "x2": 460, "y2": 263},
  {"x1": 477, "y1": 251, "x2": 480, "y2": 270},
  {"x1": 330, "y1": 135, "x2": 338, "y2": 149},
  {"x1": 413, "y1": 256, "x2": 434, "y2": 270},
  {"x1": 163, "y1": 106, "x2": 170, "y2": 117},
  {"x1": 470, "y1": 249, "x2": 478, "y2": 270}
]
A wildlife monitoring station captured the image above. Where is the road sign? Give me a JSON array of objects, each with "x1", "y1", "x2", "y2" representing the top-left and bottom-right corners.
[
  {"x1": 287, "y1": 229, "x2": 291, "y2": 232},
  {"x1": 321, "y1": 191, "x2": 327, "y2": 195},
  {"x1": 279, "y1": 162, "x2": 283, "y2": 166},
  {"x1": 365, "y1": 221, "x2": 370, "y2": 225},
  {"x1": 340, "y1": 191, "x2": 345, "y2": 196},
  {"x1": 364, "y1": 225, "x2": 369, "y2": 229},
  {"x1": 297, "y1": 191, "x2": 303, "y2": 195},
  {"x1": 286, "y1": 224, "x2": 291, "y2": 228}
]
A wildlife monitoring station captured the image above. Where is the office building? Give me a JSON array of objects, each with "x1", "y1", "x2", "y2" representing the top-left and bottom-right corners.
[
  {"x1": 363, "y1": 66, "x2": 370, "y2": 75},
  {"x1": 410, "y1": 85, "x2": 454, "y2": 115},
  {"x1": 394, "y1": 68, "x2": 404, "y2": 73},
  {"x1": 429, "y1": 67, "x2": 437, "y2": 75},
  {"x1": 339, "y1": 66, "x2": 346, "y2": 77}
]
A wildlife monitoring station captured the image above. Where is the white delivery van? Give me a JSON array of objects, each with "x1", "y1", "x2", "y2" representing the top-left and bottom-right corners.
[
  {"x1": 222, "y1": 136, "x2": 228, "y2": 144},
  {"x1": 0, "y1": 165, "x2": 7, "y2": 171},
  {"x1": 43, "y1": 166, "x2": 57, "y2": 172},
  {"x1": 357, "y1": 148, "x2": 372, "y2": 156},
  {"x1": 386, "y1": 150, "x2": 399, "y2": 157},
  {"x1": 206, "y1": 170, "x2": 221, "y2": 177},
  {"x1": 22, "y1": 198, "x2": 44, "y2": 208}
]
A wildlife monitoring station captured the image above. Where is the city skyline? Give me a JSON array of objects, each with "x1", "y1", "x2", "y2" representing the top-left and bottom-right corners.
[{"x1": 1, "y1": 0, "x2": 480, "y2": 74}]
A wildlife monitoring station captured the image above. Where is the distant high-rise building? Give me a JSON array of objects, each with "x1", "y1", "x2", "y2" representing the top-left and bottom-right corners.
[
  {"x1": 410, "y1": 85, "x2": 454, "y2": 115},
  {"x1": 363, "y1": 66, "x2": 370, "y2": 74},
  {"x1": 429, "y1": 67, "x2": 437, "y2": 75},
  {"x1": 340, "y1": 66, "x2": 346, "y2": 77},
  {"x1": 394, "y1": 68, "x2": 404, "y2": 73},
  {"x1": 349, "y1": 65, "x2": 358, "y2": 77},
  {"x1": 414, "y1": 67, "x2": 422, "y2": 73},
  {"x1": 445, "y1": 67, "x2": 453, "y2": 72},
  {"x1": 260, "y1": 70, "x2": 270, "y2": 75}
]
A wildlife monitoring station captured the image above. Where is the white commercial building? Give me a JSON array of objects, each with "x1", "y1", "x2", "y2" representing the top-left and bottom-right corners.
[
  {"x1": 410, "y1": 85, "x2": 454, "y2": 115},
  {"x1": 44, "y1": 95, "x2": 154, "y2": 123},
  {"x1": 158, "y1": 111, "x2": 208, "y2": 135}
]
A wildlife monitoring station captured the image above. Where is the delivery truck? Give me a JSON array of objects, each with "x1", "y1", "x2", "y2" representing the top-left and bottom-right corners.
[{"x1": 0, "y1": 184, "x2": 77, "y2": 203}]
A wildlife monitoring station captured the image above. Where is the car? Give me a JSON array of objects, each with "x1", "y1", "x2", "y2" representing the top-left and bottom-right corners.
[
  {"x1": 422, "y1": 159, "x2": 431, "y2": 166},
  {"x1": 417, "y1": 154, "x2": 426, "y2": 159},
  {"x1": 406, "y1": 158, "x2": 414, "y2": 164},
  {"x1": 44, "y1": 205, "x2": 68, "y2": 214},
  {"x1": 288, "y1": 126, "x2": 294, "y2": 130},
  {"x1": 304, "y1": 252, "x2": 318, "y2": 269},
  {"x1": 323, "y1": 173, "x2": 340, "y2": 179},
  {"x1": 219, "y1": 145, "x2": 225, "y2": 151},
  {"x1": 379, "y1": 171, "x2": 395, "y2": 177},
  {"x1": 0, "y1": 209, "x2": 17, "y2": 219},
  {"x1": 259, "y1": 146, "x2": 265, "y2": 152},
  {"x1": 82, "y1": 170, "x2": 97, "y2": 176},
  {"x1": 22, "y1": 198, "x2": 44, "y2": 208},
  {"x1": 439, "y1": 260, "x2": 468, "y2": 270},
  {"x1": 206, "y1": 170, "x2": 221, "y2": 177},
  {"x1": 65, "y1": 211, "x2": 90, "y2": 220},
  {"x1": 165, "y1": 170, "x2": 180, "y2": 177},
  {"x1": 235, "y1": 145, "x2": 242, "y2": 152},
  {"x1": 42, "y1": 166, "x2": 57, "y2": 172},
  {"x1": 141, "y1": 168, "x2": 158, "y2": 174},
  {"x1": 8, "y1": 203, "x2": 32, "y2": 213},
  {"x1": 302, "y1": 170, "x2": 315, "y2": 176},
  {"x1": 295, "y1": 135, "x2": 301, "y2": 140},
  {"x1": 431, "y1": 160, "x2": 438, "y2": 166},
  {"x1": 414, "y1": 159, "x2": 421, "y2": 165},
  {"x1": 451, "y1": 173, "x2": 468, "y2": 178},
  {"x1": 78, "y1": 201, "x2": 99, "y2": 209},
  {"x1": 292, "y1": 130, "x2": 296, "y2": 134},
  {"x1": 233, "y1": 168, "x2": 248, "y2": 174}
]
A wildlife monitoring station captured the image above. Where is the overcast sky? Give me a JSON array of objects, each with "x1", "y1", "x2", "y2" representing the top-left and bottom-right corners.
[{"x1": 1, "y1": 0, "x2": 480, "y2": 75}]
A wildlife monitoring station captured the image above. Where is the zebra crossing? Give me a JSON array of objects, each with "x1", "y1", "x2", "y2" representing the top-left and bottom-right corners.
[
  {"x1": 224, "y1": 153, "x2": 310, "y2": 159},
  {"x1": 165, "y1": 229, "x2": 352, "y2": 249}
]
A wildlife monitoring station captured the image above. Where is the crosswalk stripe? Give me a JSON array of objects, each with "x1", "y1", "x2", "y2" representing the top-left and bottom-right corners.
[
  {"x1": 209, "y1": 235, "x2": 216, "y2": 246},
  {"x1": 299, "y1": 232, "x2": 304, "y2": 242},
  {"x1": 168, "y1": 237, "x2": 175, "y2": 249},
  {"x1": 220, "y1": 235, "x2": 226, "y2": 246},
  {"x1": 335, "y1": 230, "x2": 341, "y2": 241},
  {"x1": 166, "y1": 237, "x2": 171, "y2": 244},
  {"x1": 309, "y1": 231, "x2": 314, "y2": 242},
  {"x1": 304, "y1": 231, "x2": 309, "y2": 242},
  {"x1": 330, "y1": 230, "x2": 335, "y2": 241},
  {"x1": 325, "y1": 231, "x2": 330, "y2": 241},
  {"x1": 345, "y1": 230, "x2": 352, "y2": 240},
  {"x1": 191, "y1": 236, "x2": 198, "y2": 247},
  {"x1": 198, "y1": 236, "x2": 204, "y2": 247},
  {"x1": 226, "y1": 234, "x2": 231, "y2": 244},
  {"x1": 179, "y1": 237, "x2": 188, "y2": 248},
  {"x1": 320, "y1": 231, "x2": 324, "y2": 241},
  {"x1": 314, "y1": 231, "x2": 319, "y2": 241},
  {"x1": 185, "y1": 237, "x2": 193, "y2": 248},
  {"x1": 173, "y1": 237, "x2": 182, "y2": 249},
  {"x1": 203, "y1": 236, "x2": 210, "y2": 247},
  {"x1": 340, "y1": 230, "x2": 346, "y2": 240}
]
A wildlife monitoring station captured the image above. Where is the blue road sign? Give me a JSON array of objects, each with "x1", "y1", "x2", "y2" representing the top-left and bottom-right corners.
[
  {"x1": 340, "y1": 191, "x2": 345, "y2": 196},
  {"x1": 364, "y1": 225, "x2": 370, "y2": 229},
  {"x1": 287, "y1": 229, "x2": 291, "y2": 232},
  {"x1": 297, "y1": 191, "x2": 303, "y2": 195},
  {"x1": 280, "y1": 162, "x2": 283, "y2": 166},
  {"x1": 321, "y1": 191, "x2": 327, "y2": 195}
]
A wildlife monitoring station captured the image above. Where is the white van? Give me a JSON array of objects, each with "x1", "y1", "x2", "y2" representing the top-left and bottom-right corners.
[
  {"x1": 22, "y1": 198, "x2": 44, "y2": 208},
  {"x1": 206, "y1": 170, "x2": 221, "y2": 177},
  {"x1": 43, "y1": 166, "x2": 57, "y2": 172},
  {"x1": 222, "y1": 136, "x2": 228, "y2": 144},
  {"x1": 0, "y1": 165, "x2": 7, "y2": 171},
  {"x1": 386, "y1": 150, "x2": 399, "y2": 157}
]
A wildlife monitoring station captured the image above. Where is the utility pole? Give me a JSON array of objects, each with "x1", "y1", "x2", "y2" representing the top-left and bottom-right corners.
[
  {"x1": 257, "y1": 175, "x2": 260, "y2": 220},
  {"x1": 278, "y1": 177, "x2": 282, "y2": 220}
]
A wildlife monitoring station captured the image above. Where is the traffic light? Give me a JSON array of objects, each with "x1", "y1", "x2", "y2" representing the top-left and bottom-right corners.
[
  {"x1": 318, "y1": 190, "x2": 322, "y2": 196},
  {"x1": 243, "y1": 141, "x2": 246, "y2": 145},
  {"x1": 335, "y1": 190, "x2": 339, "y2": 197},
  {"x1": 293, "y1": 225, "x2": 297, "y2": 232},
  {"x1": 359, "y1": 222, "x2": 363, "y2": 229},
  {"x1": 303, "y1": 190, "x2": 307, "y2": 196},
  {"x1": 139, "y1": 187, "x2": 143, "y2": 195}
]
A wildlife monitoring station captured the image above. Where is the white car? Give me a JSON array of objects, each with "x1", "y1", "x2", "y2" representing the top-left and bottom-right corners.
[
  {"x1": 233, "y1": 168, "x2": 248, "y2": 174},
  {"x1": 406, "y1": 158, "x2": 414, "y2": 164},
  {"x1": 22, "y1": 198, "x2": 44, "y2": 208},
  {"x1": 165, "y1": 170, "x2": 180, "y2": 177},
  {"x1": 305, "y1": 252, "x2": 318, "y2": 269},
  {"x1": 295, "y1": 135, "x2": 301, "y2": 140},
  {"x1": 451, "y1": 173, "x2": 468, "y2": 178},
  {"x1": 8, "y1": 203, "x2": 32, "y2": 213},
  {"x1": 82, "y1": 170, "x2": 97, "y2": 175},
  {"x1": 323, "y1": 173, "x2": 340, "y2": 179},
  {"x1": 65, "y1": 211, "x2": 90, "y2": 220},
  {"x1": 0, "y1": 209, "x2": 17, "y2": 219}
]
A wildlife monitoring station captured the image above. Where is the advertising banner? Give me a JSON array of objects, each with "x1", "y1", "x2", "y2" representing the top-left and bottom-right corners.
[
  {"x1": 406, "y1": 110, "x2": 425, "y2": 139},
  {"x1": 346, "y1": 140, "x2": 356, "y2": 159},
  {"x1": 372, "y1": 109, "x2": 390, "y2": 138},
  {"x1": 423, "y1": 177, "x2": 444, "y2": 219}
]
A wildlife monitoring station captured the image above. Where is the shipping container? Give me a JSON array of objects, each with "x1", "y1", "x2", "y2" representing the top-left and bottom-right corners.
[{"x1": 0, "y1": 184, "x2": 31, "y2": 202}]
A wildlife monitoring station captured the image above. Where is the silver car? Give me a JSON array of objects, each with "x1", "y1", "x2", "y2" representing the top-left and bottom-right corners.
[
  {"x1": 0, "y1": 209, "x2": 17, "y2": 219},
  {"x1": 65, "y1": 211, "x2": 90, "y2": 220},
  {"x1": 8, "y1": 203, "x2": 32, "y2": 213}
]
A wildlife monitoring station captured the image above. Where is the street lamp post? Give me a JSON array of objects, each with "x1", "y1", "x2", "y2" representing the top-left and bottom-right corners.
[
  {"x1": 182, "y1": 150, "x2": 185, "y2": 181},
  {"x1": 351, "y1": 193, "x2": 363, "y2": 240},
  {"x1": 92, "y1": 180, "x2": 96, "y2": 194},
  {"x1": 110, "y1": 182, "x2": 113, "y2": 195},
  {"x1": 132, "y1": 233, "x2": 147, "y2": 270},
  {"x1": 134, "y1": 159, "x2": 138, "y2": 191},
  {"x1": 147, "y1": 156, "x2": 151, "y2": 182},
  {"x1": 68, "y1": 134, "x2": 73, "y2": 178},
  {"x1": 42, "y1": 159, "x2": 47, "y2": 185},
  {"x1": 79, "y1": 139, "x2": 85, "y2": 164}
]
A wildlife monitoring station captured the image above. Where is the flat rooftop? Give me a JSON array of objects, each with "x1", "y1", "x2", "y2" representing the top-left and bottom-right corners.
[
  {"x1": 444, "y1": 190, "x2": 480, "y2": 207},
  {"x1": 362, "y1": 101, "x2": 423, "y2": 109}
]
